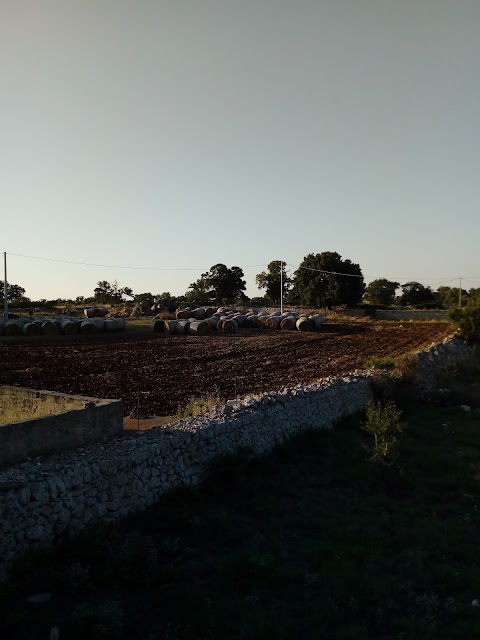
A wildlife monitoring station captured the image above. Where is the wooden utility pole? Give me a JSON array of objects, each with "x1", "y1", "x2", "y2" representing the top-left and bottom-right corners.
[{"x1": 3, "y1": 252, "x2": 7, "y2": 321}]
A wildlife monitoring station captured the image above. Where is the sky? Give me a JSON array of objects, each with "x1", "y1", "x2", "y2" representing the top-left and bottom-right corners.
[{"x1": 1, "y1": 0, "x2": 480, "y2": 301}]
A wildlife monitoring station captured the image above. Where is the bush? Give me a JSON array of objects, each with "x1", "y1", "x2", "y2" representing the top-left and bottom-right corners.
[
  {"x1": 361, "y1": 400, "x2": 404, "y2": 466},
  {"x1": 450, "y1": 302, "x2": 480, "y2": 343}
]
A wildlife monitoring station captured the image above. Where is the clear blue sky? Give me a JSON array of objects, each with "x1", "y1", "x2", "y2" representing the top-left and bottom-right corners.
[{"x1": 1, "y1": 0, "x2": 479, "y2": 300}]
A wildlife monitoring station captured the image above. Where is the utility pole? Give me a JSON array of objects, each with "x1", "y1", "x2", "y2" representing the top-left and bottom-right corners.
[
  {"x1": 280, "y1": 260, "x2": 283, "y2": 314},
  {"x1": 3, "y1": 252, "x2": 8, "y2": 321}
]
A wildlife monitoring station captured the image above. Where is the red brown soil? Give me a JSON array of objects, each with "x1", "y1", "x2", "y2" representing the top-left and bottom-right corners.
[{"x1": 0, "y1": 321, "x2": 454, "y2": 417}]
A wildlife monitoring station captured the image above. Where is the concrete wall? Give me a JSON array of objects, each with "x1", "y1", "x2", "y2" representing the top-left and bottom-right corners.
[
  {"x1": 0, "y1": 387, "x2": 123, "y2": 468},
  {"x1": 0, "y1": 335, "x2": 472, "y2": 578}
]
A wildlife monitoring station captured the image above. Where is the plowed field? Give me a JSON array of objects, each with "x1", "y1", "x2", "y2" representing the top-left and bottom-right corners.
[{"x1": 0, "y1": 321, "x2": 454, "y2": 416}]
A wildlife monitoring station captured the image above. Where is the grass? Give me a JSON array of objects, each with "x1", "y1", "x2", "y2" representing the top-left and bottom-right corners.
[
  {"x1": 178, "y1": 395, "x2": 219, "y2": 418},
  {"x1": 2, "y1": 386, "x2": 480, "y2": 638}
]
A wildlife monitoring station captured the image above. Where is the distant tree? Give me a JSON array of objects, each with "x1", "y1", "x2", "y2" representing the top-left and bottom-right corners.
[
  {"x1": 0, "y1": 280, "x2": 26, "y2": 303},
  {"x1": 75, "y1": 296, "x2": 85, "y2": 305},
  {"x1": 134, "y1": 292, "x2": 154, "y2": 303},
  {"x1": 156, "y1": 292, "x2": 172, "y2": 301},
  {"x1": 186, "y1": 277, "x2": 212, "y2": 303},
  {"x1": 93, "y1": 280, "x2": 134, "y2": 304},
  {"x1": 290, "y1": 252, "x2": 365, "y2": 308},
  {"x1": 255, "y1": 261, "x2": 291, "y2": 304},
  {"x1": 469, "y1": 288, "x2": 480, "y2": 303},
  {"x1": 192, "y1": 264, "x2": 246, "y2": 303},
  {"x1": 399, "y1": 281, "x2": 435, "y2": 307},
  {"x1": 435, "y1": 286, "x2": 466, "y2": 307},
  {"x1": 364, "y1": 279, "x2": 400, "y2": 306}
]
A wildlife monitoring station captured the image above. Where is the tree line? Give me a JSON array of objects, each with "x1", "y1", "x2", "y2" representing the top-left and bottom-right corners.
[{"x1": 2, "y1": 251, "x2": 479, "y2": 309}]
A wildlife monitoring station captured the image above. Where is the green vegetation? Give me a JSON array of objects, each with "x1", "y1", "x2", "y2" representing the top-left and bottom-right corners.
[
  {"x1": 3, "y1": 386, "x2": 480, "y2": 638},
  {"x1": 0, "y1": 280, "x2": 25, "y2": 303},
  {"x1": 361, "y1": 399, "x2": 404, "y2": 466},
  {"x1": 364, "y1": 354, "x2": 397, "y2": 370},
  {"x1": 255, "y1": 261, "x2": 291, "y2": 305},
  {"x1": 364, "y1": 278, "x2": 400, "y2": 306},
  {"x1": 187, "y1": 263, "x2": 246, "y2": 304},
  {"x1": 450, "y1": 301, "x2": 480, "y2": 343},
  {"x1": 178, "y1": 395, "x2": 218, "y2": 418},
  {"x1": 288, "y1": 251, "x2": 365, "y2": 307}
]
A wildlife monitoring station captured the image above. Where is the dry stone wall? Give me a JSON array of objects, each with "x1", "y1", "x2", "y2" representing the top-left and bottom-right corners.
[
  {"x1": 0, "y1": 375, "x2": 372, "y2": 577},
  {"x1": 0, "y1": 333, "x2": 473, "y2": 577}
]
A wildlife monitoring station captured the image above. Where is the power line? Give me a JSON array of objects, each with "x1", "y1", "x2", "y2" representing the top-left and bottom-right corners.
[
  {"x1": 7, "y1": 252, "x2": 268, "y2": 272},
  {"x1": 4, "y1": 251, "x2": 479, "y2": 288}
]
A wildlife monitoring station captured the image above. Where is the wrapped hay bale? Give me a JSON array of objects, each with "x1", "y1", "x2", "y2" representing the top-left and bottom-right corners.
[
  {"x1": 188, "y1": 320, "x2": 210, "y2": 336},
  {"x1": 296, "y1": 317, "x2": 313, "y2": 332}
]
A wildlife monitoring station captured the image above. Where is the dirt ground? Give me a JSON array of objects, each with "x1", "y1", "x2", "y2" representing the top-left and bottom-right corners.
[{"x1": 0, "y1": 321, "x2": 454, "y2": 417}]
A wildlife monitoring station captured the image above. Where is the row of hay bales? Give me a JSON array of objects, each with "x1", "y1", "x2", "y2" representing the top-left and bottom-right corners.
[
  {"x1": 152, "y1": 308, "x2": 324, "y2": 336},
  {"x1": 0, "y1": 316, "x2": 126, "y2": 337}
]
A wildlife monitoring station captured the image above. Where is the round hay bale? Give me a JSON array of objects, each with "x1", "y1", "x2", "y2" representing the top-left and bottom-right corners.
[
  {"x1": 176, "y1": 320, "x2": 190, "y2": 335},
  {"x1": 208, "y1": 316, "x2": 219, "y2": 329},
  {"x1": 246, "y1": 314, "x2": 258, "y2": 328},
  {"x1": 192, "y1": 307, "x2": 207, "y2": 320},
  {"x1": 42, "y1": 321, "x2": 61, "y2": 336},
  {"x1": 176, "y1": 309, "x2": 191, "y2": 320},
  {"x1": 79, "y1": 320, "x2": 98, "y2": 334},
  {"x1": 266, "y1": 316, "x2": 281, "y2": 329},
  {"x1": 280, "y1": 316, "x2": 297, "y2": 331},
  {"x1": 61, "y1": 320, "x2": 79, "y2": 335},
  {"x1": 92, "y1": 318, "x2": 106, "y2": 332},
  {"x1": 309, "y1": 314, "x2": 324, "y2": 331},
  {"x1": 188, "y1": 320, "x2": 209, "y2": 336},
  {"x1": 22, "y1": 322, "x2": 42, "y2": 336},
  {"x1": 164, "y1": 319, "x2": 178, "y2": 334},
  {"x1": 4, "y1": 320, "x2": 21, "y2": 336},
  {"x1": 152, "y1": 319, "x2": 165, "y2": 333},
  {"x1": 296, "y1": 317, "x2": 313, "y2": 332},
  {"x1": 233, "y1": 314, "x2": 247, "y2": 327},
  {"x1": 223, "y1": 318, "x2": 238, "y2": 334}
]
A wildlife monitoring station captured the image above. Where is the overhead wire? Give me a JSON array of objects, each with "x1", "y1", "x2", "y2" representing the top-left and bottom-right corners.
[{"x1": 3, "y1": 251, "x2": 477, "y2": 288}]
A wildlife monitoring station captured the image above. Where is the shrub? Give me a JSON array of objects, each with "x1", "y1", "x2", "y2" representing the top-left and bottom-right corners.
[
  {"x1": 361, "y1": 400, "x2": 404, "y2": 466},
  {"x1": 450, "y1": 302, "x2": 480, "y2": 343}
]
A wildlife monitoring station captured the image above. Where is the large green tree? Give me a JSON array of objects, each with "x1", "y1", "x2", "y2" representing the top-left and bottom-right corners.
[
  {"x1": 399, "y1": 281, "x2": 435, "y2": 306},
  {"x1": 255, "y1": 261, "x2": 291, "y2": 304},
  {"x1": 364, "y1": 279, "x2": 399, "y2": 306},
  {"x1": 191, "y1": 264, "x2": 246, "y2": 303},
  {"x1": 291, "y1": 252, "x2": 365, "y2": 307},
  {"x1": 0, "y1": 280, "x2": 26, "y2": 303}
]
